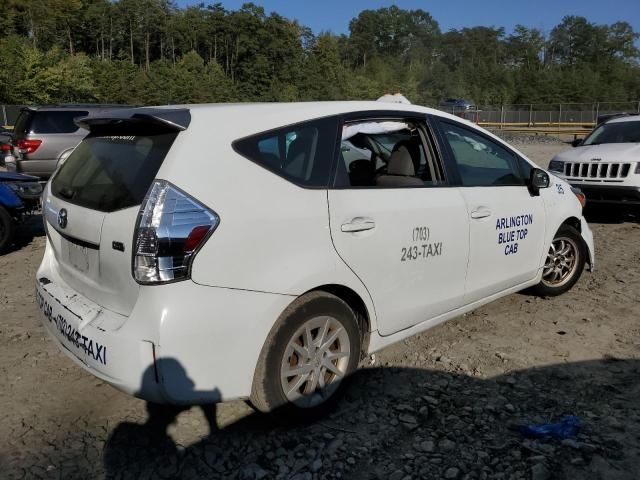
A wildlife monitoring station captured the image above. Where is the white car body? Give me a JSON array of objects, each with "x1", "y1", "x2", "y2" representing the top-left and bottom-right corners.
[
  {"x1": 549, "y1": 115, "x2": 640, "y2": 206},
  {"x1": 36, "y1": 102, "x2": 595, "y2": 405}
]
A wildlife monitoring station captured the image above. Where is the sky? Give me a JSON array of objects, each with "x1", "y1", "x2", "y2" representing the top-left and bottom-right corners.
[{"x1": 177, "y1": 0, "x2": 640, "y2": 36}]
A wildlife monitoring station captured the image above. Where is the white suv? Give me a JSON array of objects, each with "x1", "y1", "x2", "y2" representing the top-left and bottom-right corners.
[
  {"x1": 36, "y1": 103, "x2": 594, "y2": 415},
  {"x1": 549, "y1": 114, "x2": 640, "y2": 209}
]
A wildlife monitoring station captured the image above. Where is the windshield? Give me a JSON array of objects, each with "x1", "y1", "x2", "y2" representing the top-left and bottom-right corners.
[
  {"x1": 51, "y1": 133, "x2": 177, "y2": 212},
  {"x1": 583, "y1": 121, "x2": 640, "y2": 145}
]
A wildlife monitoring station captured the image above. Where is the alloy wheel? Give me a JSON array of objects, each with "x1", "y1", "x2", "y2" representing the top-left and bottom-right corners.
[
  {"x1": 542, "y1": 236, "x2": 578, "y2": 287},
  {"x1": 280, "y1": 316, "x2": 351, "y2": 408}
]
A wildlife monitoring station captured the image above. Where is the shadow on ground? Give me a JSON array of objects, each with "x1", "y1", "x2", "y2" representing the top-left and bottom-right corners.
[
  {"x1": 4, "y1": 212, "x2": 44, "y2": 254},
  {"x1": 101, "y1": 358, "x2": 640, "y2": 480},
  {"x1": 584, "y1": 206, "x2": 639, "y2": 225}
]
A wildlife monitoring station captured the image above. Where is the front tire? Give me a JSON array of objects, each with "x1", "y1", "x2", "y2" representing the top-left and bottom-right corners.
[
  {"x1": 250, "y1": 291, "x2": 361, "y2": 417},
  {"x1": 531, "y1": 224, "x2": 586, "y2": 297},
  {"x1": 0, "y1": 206, "x2": 15, "y2": 253}
]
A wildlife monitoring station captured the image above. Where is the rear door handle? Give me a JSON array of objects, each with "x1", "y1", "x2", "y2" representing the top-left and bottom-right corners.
[
  {"x1": 470, "y1": 209, "x2": 492, "y2": 219},
  {"x1": 341, "y1": 219, "x2": 376, "y2": 233}
]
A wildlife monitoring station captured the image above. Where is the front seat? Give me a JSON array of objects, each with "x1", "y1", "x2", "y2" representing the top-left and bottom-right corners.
[
  {"x1": 393, "y1": 138, "x2": 421, "y2": 174},
  {"x1": 376, "y1": 147, "x2": 424, "y2": 187}
]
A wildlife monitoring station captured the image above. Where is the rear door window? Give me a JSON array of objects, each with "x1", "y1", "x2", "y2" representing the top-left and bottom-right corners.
[
  {"x1": 31, "y1": 111, "x2": 88, "y2": 134},
  {"x1": 51, "y1": 133, "x2": 177, "y2": 212},
  {"x1": 335, "y1": 118, "x2": 446, "y2": 188},
  {"x1": 233, "y1": 117, "x2": 337, "y2": 187}
]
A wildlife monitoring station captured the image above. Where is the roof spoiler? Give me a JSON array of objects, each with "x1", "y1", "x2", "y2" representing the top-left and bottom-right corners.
[{"x1": 75, "y1": 107, "x2": 191, "y2": 131}]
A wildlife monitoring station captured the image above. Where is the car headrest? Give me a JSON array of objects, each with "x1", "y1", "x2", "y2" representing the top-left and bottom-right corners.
[{"x1": 387, "y1": 147, "x2": 416, "y2": 176}]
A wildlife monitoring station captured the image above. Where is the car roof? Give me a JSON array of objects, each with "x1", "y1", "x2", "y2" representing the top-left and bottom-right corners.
[
  {"x1": 76, "y1": 101, "x2": 482, "y2": 145},
  {"x1": 151, "y1": 101, "x2": 476, "y2": 138},
  {"x1": 157, "y1": 101, "x2": 465, "y2": 122},
  {"x1": 76, "y1": 101, "x2": 534, "y2": 166},
  {"x1": 606, "y1": 114, "x2": 640, "y2": 125},
  {"x1": 23, "y1": 104, "x2": 132, "y2": 112}
]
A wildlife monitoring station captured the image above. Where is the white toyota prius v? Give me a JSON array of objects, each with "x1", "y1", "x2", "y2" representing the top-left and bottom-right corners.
[{"x1": 36, "y1": 102, "x2": 595, "y2": 415}]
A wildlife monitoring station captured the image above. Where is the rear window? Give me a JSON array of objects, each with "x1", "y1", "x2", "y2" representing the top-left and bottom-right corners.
[
  {"x1": 233, "y1": 117, "x2": 337, "y2": 187},
  {"x1": 13, "y1": 111, "x2": 33, "y2": 135},
  {"x1": 30, "y1": 111, "x2": 88, "y2": 134},
  {"x1": 51, "y1": 133, "x2": 177, "y2": 212}
]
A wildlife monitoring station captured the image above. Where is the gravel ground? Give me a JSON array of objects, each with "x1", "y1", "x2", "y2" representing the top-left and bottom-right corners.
[{"x1": 1, "y1": 139, "x2": 640, "y2": 480}]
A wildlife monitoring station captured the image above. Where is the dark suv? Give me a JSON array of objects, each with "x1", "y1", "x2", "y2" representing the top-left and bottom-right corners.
[
  {"x1": 439, "y1": 98, "x2": 476, "y2": 112},
  {"x1": 12, "y1": 105, "x2": 130, "y2": 179}
]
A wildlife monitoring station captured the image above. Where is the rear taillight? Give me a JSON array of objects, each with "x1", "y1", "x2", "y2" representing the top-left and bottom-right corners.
[
  {"x1": 17, "y1": 139, "x2": 42, "y2": 154},
  {"x1": 1, "y1": 143, "x2": 11, "y2": 152},
  {"x1": 133, "y1": 180, "x2": 219, "y2": 284}
]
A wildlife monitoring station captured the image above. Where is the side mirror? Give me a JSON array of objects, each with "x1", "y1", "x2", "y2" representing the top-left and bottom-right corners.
[
  {"x1": 571, "y1": 138, "x2": 583, "y2": 147},
  {"x1": 529, "y1": 168, "x2": 550, "y2": 196}
]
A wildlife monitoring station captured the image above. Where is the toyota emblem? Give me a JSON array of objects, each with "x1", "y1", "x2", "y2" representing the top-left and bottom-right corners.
[{"x1": 57, "y1": 208, "x2": 68, "y2": 229}]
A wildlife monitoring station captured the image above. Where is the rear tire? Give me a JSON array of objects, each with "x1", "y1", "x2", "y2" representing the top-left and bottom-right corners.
[
  {"x1": 250, "y1": 291, "x2": 361, "y2": 418},
  {"x1": 531, "y1": 224, "x2": 586, "y2": 297},
  {"x1": 0, "y1": 206, "x2": 15, "y2": 253}
]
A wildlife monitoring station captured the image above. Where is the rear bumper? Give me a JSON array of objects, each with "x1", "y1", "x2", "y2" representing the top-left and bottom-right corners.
[
  {"x1": 572, "y1": 184, "x2": 640, "y2": 205},
  {"x1": 36, "y1": 275, "x2": 165, "y2": 402},
  {"x1": 36, "y1": 244, "x2": 294, "y2": 404}
]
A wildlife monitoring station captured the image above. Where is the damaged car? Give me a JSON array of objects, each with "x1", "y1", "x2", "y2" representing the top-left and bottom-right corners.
[{"x1": 0, "y1": 172, "x2": 43, "y2": 252}]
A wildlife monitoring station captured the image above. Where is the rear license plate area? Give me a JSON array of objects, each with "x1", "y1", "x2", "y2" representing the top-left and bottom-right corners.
[{"x1": 62, "y1": 240, "x2": 99, "y2": 276}]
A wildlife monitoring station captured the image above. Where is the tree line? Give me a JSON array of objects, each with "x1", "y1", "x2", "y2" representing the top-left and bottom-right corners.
[{"x1": 0, "y1": 1, "x2": 638, "y2": 107}]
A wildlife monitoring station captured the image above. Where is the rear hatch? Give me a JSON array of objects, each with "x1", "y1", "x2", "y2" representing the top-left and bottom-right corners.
[{"x1": 43, "y1": 108, "x2": 189, "y2": 316}]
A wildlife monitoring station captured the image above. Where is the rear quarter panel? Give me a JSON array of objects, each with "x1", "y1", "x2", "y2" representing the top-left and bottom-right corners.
[{"x1": 156, "y1": 110, "x2": 378, "y2": 330}]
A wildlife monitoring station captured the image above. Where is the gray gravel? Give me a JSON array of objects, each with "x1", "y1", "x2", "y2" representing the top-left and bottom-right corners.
[
  {"x1": 4, "y1": 357, "x2": 639, "y2": 479},
  {"x1": 490, "y1": 130, "x2": 571, "y2": 145}
]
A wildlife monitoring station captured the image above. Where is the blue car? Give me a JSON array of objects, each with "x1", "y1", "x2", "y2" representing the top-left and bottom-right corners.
[{"x1": 0, "y1": 171, "x2": 43, "y2": 252}]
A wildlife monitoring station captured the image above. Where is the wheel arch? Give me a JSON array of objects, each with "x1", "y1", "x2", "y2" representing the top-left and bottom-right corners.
[
  {"x1": 250, "y1": 285, "x2": 372, "y2": 412},
  {"x1": 559, "y1": 216, "x2": 594, "y2": 269},
  {"x1": 560, "y1": 216, "x2": 582, "y2": 233},
  {"x1": 304, "y1": 284, "x2": 373, "y2": 358}
]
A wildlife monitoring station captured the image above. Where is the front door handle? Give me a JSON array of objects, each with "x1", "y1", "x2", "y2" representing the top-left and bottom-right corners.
[
  {"x1": 341, "y1": 219, "x2": 376, "y2": 233},
  {"x1": 470, "y1": 209, "x2": 492, "y2": 219}
]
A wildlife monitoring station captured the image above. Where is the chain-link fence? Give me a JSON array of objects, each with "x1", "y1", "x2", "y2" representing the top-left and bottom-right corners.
[
  {"x1": 4, "y1": 101, "x2": 640, "y2": 129},
  {"x1": 437, "y1": 101, "x2": 640, "y2": 127}
]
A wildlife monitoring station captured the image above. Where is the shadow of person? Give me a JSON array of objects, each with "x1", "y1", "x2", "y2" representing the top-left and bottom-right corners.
[
  {"x1": 103, "y1": 358, "x2": 219, "y2": 479},
  {"x1": 104, "y1": 358, "x2": 640, "y2": 480}
]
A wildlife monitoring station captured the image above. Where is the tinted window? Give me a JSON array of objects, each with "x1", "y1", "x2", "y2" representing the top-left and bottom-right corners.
[
  {"x1": 336, "y1": 119, "x2": 445, "y2": 188},
  {"x1": 582, "y1": 121, "x2": 640, "y2": 145},
  {"x1": 233, "y1": 118, "x2": 336, "y2": 187},
  {"x1": 439, "y1": 121, "x2": 523, "y2": 187},
  {"x1": 52, "y1": 133, "x2": 177, "y2": 212},
  {"x1": 30, "y1": 111, "x2": 88, "y2": 134}
]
